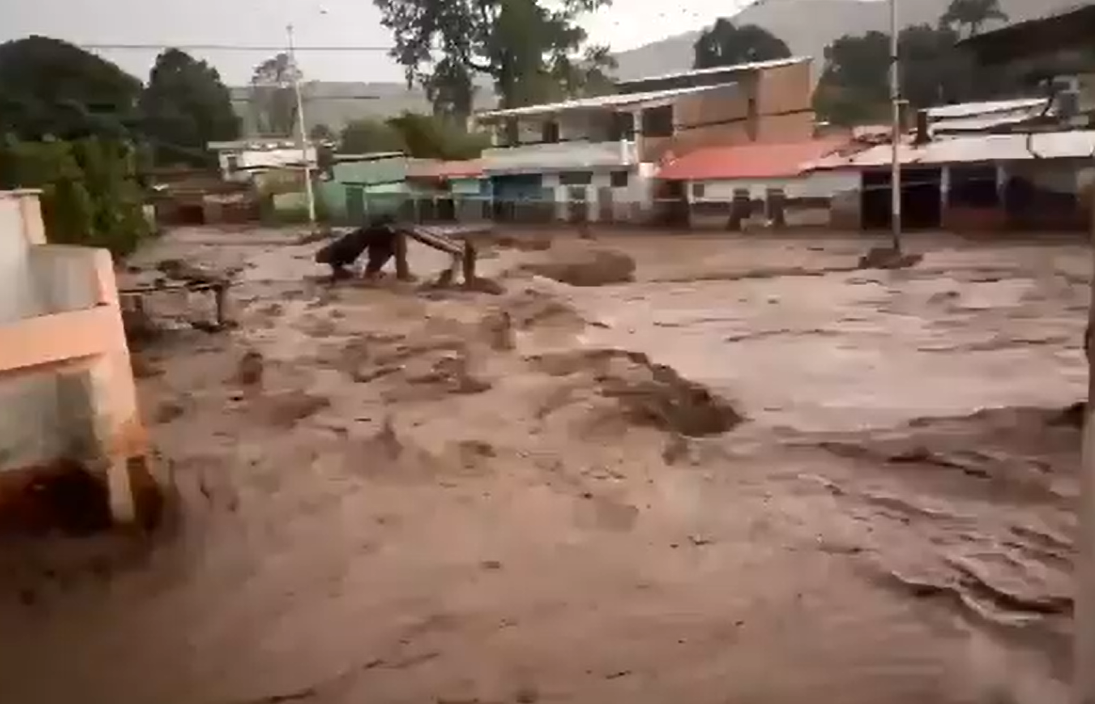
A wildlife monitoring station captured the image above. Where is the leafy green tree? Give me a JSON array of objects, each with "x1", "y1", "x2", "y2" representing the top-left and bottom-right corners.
[
  {"x1": 309, "y1": 122, "x2": 336, "y2": 141},
  {"x1": 249, "y1": 53, "x2": 300, "y2": 136},
  {"x1": 941, "y1": 0, "x2": 1009, "y2": 37},
  {"x1": 813, "y1": 31, "x2": 891, "y2": 126},
  {"x1": 814, "y1": 23, "x2": 984, "y2": 126},
  {"x1": 373, "y1": 0, "x2": 612, "y2": 109},
  {"x1": 386, "y1": 112, "x2": 489, "y2": 160},
  {"x1": 693, "y1": 19, "x2": 792, "y2": 69},
  {"x1": 423, "y1": 58, "x2": 477, "y2": 121},
  {"x1": 138, "y1": 48, "x2": 240, "y2": 166},
  {"x1": 340, "y1": 118, "x2": 407, "y2": 154},
  {"x1": 0, "y1": 137, "x2": 148, "y2": 256},
  {"x1": 0, "y1": 36, "x2": 141, "y2": 141}
]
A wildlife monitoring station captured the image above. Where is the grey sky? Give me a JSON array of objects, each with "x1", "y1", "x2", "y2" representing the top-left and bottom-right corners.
[{"x1": 0, "y1": 0, "x2": 752, "y2": 85}]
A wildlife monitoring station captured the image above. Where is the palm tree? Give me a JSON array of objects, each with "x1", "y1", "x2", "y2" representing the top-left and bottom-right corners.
[{"x1": 941, "y1": 0, "x2": 1009, "y2": 37}]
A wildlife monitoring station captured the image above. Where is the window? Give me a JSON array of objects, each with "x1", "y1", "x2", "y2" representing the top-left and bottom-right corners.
[
  {"x1": 541, "y1": 120, "x2": 560, "y2": 143},
  {"x1": 609, "y1": 112, "x2": 635, "y2": 141},
  {"x1": 610, "y1": 171, "x2": 629, "y2": 188},
  {"x1": 641, "y1": 105, "x2": 674, "y2": 137},
  {"x1": 692, "y1": 183, "x2": 706, "y2": 199},
  {"x1": 559, "y1": 171, "x2": 593, "y2": 186},
  {"x1": 225, "y1": 154, "x2": 240, "y2": 174}
]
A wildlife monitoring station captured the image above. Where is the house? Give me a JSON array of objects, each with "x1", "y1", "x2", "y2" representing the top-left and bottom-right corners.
[
  {"x1": 472, "y1": 56, "x2": 816, "y2": 225},
  {"x1": 315, "y1": 152, "x2": 410, "y2": 224},
  {"x1": 656, "y1": 138, "x2": 855, "y2": 229},
  {"x1": 960, "y1": 4, "x2": 1095, "y2": 125},
  {"x1": 809, "y1": 129, "x2": 1095, "y2": 232},
  {"x1": 0, "y1": 189, "x2": 155, "y2": 531},
  {"x1": 208, "y1": 138, "x2": 322, "y2": 183},
  {"x1": 405, "y1": 160, "x2": 488, "y2": 223}
]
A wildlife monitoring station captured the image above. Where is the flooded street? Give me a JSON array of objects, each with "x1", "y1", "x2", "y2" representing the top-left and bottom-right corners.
[{"x1": 0, "y1": 229, "x2": 1085, "y2": 704}]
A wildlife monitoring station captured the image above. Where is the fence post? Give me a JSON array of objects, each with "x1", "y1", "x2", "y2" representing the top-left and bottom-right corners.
[{"x1": 394, "y1": 231, "x2": 411, "y2": 281}]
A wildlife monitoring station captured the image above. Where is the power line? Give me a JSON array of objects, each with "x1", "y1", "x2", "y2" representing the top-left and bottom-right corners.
[{"x1": 79, "y1": 43, "x2": 392, "y2": 53}]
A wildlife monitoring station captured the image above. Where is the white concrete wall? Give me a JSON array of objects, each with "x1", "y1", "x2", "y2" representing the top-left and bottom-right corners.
[
  {"x1": 219, "y1": 146, "x2": 318, "y2": 181},
  {"x1": 0, "y1": 194, "x2": 45, "y2": 324},
  {"x1": 0, "y1": 193, "x2": 108, "y2": 471}
]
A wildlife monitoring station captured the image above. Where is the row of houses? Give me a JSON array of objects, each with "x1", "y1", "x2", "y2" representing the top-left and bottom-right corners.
[{"x1": 203, "y1": 43, "x2": 1095, "y2": 234}]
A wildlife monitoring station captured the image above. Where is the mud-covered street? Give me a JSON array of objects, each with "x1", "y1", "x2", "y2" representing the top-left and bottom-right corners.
[{"x1": 0, "y1": 228, "x2": 1087, "y2": 704}]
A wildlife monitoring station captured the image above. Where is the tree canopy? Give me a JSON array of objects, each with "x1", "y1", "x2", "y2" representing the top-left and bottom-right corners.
[
  {"x1": 941, "y1": 0, "x2": 1009, "y2": 37},
  {"x1": 138, "y1": 48, "x2": 240, "y2": 166},
  {"x1": 0, "y1": 36, "x2": 142, "y2": 141},
  {"x1": 340, "y1": 113, "x2": 489, "y2": 160},
  {"x1": 372, "y1": 0, "x2": 614, "y2": 113},
  {"x1": 249, "y1": 53, "x2": 301, "y2": 137},
  {"x1": 814, "y1": 18, "x2": 995, "y2": 126},
  {"x1": 693, "y1": 20, "x2": 792, "y2": 69}
]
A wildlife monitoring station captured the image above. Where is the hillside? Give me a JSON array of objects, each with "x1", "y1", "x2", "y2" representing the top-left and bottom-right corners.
[
  {"x1": 232, "y1": 0, "x2": 1077, "y2": 131},
  {"x1": 611, "y1": 0, "x2": 1079, "y2": 80}
]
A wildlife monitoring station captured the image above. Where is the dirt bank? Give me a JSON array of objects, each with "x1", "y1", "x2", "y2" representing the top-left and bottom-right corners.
[{"x1": 0, "y1": 227, "x2": 1084, "y2": 704}]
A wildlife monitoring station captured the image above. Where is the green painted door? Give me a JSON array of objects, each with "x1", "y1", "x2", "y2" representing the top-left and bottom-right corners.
[{"x1": 346, "y1": 186, "x2": 365, "y2": 224}]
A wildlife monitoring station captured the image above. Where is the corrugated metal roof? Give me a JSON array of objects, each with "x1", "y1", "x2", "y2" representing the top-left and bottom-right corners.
[
  {"x1": 658, "y1": 138, "x2": 847, "y2": 181},
  {"x1": 808, "y1": 130, "x2": 1095, "y2": 170},
  {"x1": 926, "y1": 98, "x2": 1049, "y2": 119},
  {"x1": 615, "y1": 56, "x2": 810, "y2": 88},
  {"x1": 474, "y1": 81, "x2": 738, "y2": 120}
]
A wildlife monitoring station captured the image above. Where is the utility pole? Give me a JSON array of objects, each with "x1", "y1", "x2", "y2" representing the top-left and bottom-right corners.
[
  {"x1": 889, "y1": 0, "x2": 903, "y2": 253},
  {"x1": 287, "y1": 23, "x2": 317, "y2": 231}
]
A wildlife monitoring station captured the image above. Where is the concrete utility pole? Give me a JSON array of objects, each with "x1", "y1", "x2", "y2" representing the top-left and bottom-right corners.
[
  {"x1": 889, "y1": 0, "x2": 902, "y2": 252},
  {"x1": 287, "y1": 23, "x2": 318, "y2": 231}
]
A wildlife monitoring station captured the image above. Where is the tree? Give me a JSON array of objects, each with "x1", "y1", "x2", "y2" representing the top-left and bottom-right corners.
[
  {"x1": 813, "y1": 31, "x2": 891, "y2": 126},
  {"x1": 814, "y1": 24, "x2": 984, "y2": 126},
  {"x1": 309, "y1": 123, "x2": 336, "y2": 142},
  {"x1": 0, "y1": 137, "x2": 149, "y2": 256},
  {"x1": 249, "y1": 53, "x2": 300, "y2": 136},
  {"x1": 0, "y1": 36, "x2": 142, "y2": 141},
  {"x1": 138, "y1": 48, "x2": 240, "y2": 166},
  {"x1": 941, "y1": 0, "x2": 1009, "y2": 37},
  {"x1": 423, "y1": 58, "x2": 477, "y2": 121},
  {"x1": 340, "y1": 118, "x2": 407, "y2": 154},
  {"x1": 340, "y1": 113, "x2": 490, "y2": 160},
  {"x1": 373, "y1": 0, "x2": 612, "y2": 110},
  {"x1": 693, "y1": 19, "x2": 792, "y2": 69}
]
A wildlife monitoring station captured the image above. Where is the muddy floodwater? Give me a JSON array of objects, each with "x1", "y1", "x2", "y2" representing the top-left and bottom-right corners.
[{"x1": 0, "y1": 229, "x2": 1087, "y2": 704}]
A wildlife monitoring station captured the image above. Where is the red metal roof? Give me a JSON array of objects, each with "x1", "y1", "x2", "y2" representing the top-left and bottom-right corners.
[
  {"x1": 407, "y1": 159, "x2": 484, "y2": 180},
  {"x1": 657, "y1": 138, "x2": 848, "y2": 181}
]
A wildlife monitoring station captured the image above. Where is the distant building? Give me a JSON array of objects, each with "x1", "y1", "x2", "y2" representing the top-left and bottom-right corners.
[
  {"x1": 657, "y1": 138, "x2": 855, "y2": 229},
  {"x1": 471, "y1": 57, "x2": 817, "y2": 225},
  {"x1": 207, "y1": 138, "x2": 322, "y2": 183}
]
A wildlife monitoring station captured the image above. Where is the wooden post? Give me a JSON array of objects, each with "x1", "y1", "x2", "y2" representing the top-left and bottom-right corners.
[
  {"x1": 394, "y1": 231, "x2": 412, "y2": 281},
  {"x1": 462, "y1": 242, "x2": 477, "y2": 285}
]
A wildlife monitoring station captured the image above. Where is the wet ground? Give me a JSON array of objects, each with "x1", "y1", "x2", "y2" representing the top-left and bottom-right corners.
[{"x1": 0, "y1": 228, "x2": 1087, "y2": 704}]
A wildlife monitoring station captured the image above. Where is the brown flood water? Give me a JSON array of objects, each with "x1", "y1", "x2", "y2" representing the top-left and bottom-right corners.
[{"x1": 0, "y1": 228, "x2": 1085, "y2": 704}]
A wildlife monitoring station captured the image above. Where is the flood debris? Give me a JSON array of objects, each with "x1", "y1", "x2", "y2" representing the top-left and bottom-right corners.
[
  {"x1": 857, "y1": 246, "x2": 924, "y2": 270},
  {"x1": 530, "y1": 349, "x2": 744, "y2": 437},
  {"x1": 521, "y1": 242, "x2": 636, "y2": 287},
  {"x1": 236, "y1": 350, "x2": 265, "y2": 387}
]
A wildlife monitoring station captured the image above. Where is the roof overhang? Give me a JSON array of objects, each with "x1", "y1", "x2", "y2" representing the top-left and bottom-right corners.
[{"x1": 474, "y1": 81, "x2": 738, "y2": 122}]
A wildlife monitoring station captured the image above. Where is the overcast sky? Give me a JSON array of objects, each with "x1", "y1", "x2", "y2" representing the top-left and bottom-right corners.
[{"x1": 0, "y1": 0, "x2": 756, "y2": 85}]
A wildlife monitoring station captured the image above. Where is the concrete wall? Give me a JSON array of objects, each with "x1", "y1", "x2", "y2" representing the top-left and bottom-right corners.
[
  {"x1": 0, "y1": 191, "x2": 139, "y2": 476},
  {"x1": 644, "y1": 62, "x2": 816, "y2": 161},
  {"x1": 219, "y1": 146, "x2": 318, "y2": 181}
]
